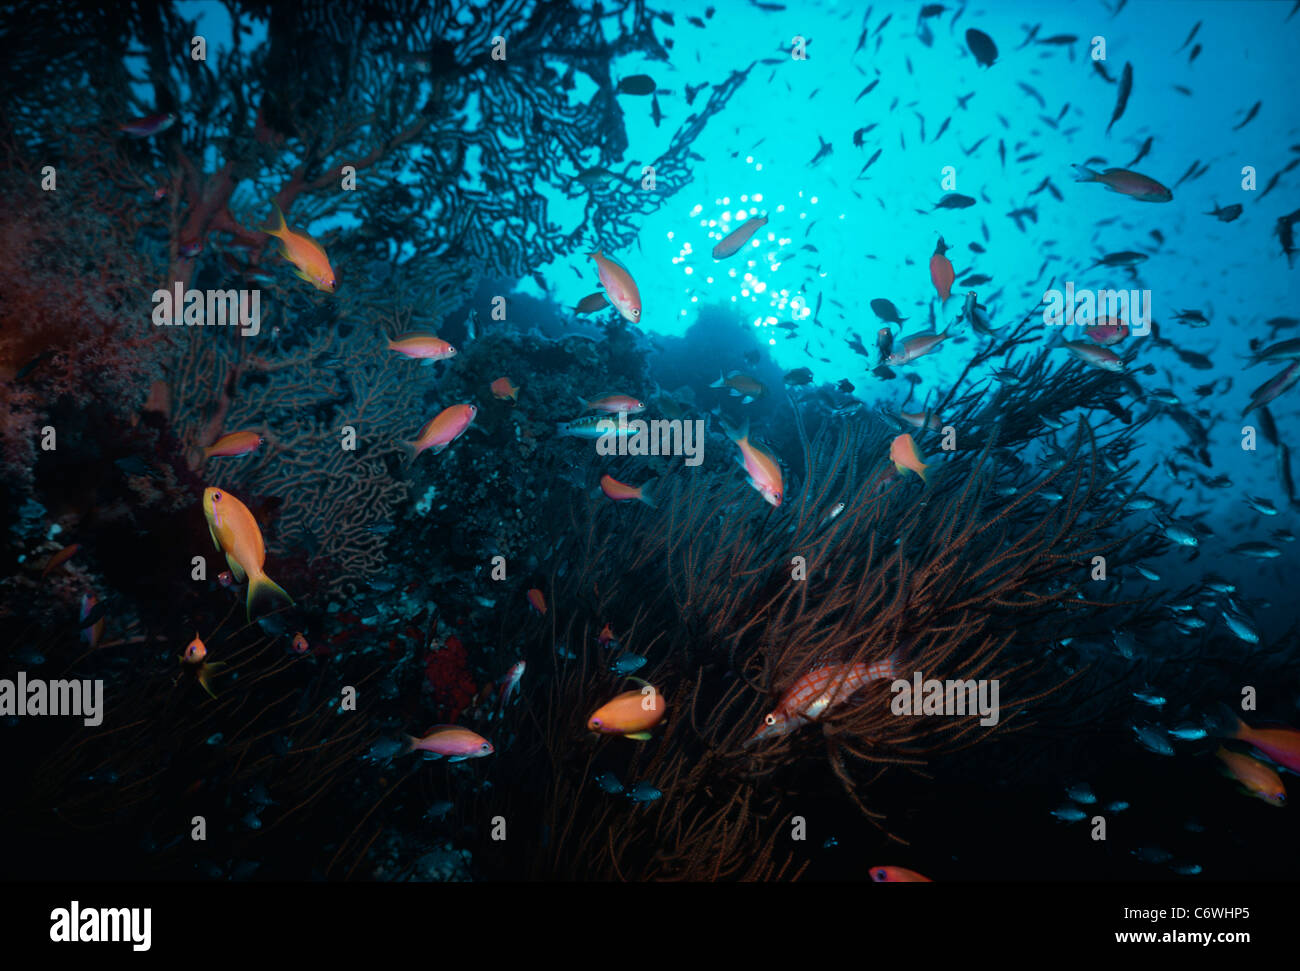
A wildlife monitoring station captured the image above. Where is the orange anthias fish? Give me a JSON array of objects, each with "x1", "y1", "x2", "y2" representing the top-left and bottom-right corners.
[
  {"x1": 721, "y1": 416, "x2": 783, "y2": 506},
  {"x1": 1216, "y1": 747, "x2": 1287, "y2": 806},
  {"x1": 589, "y1": 250, "x2": 641, "y2": 323},
  {"x1": 491, "y1": 377, "x2": 520, "y2": 401},
  {"x1": 180, "y1": 633, "x2": 227, "y2": 699},
  {"x1": 526, "y1": 588, "x2": 547, "y2": 615},
  {"x1": 388, "y1": 334, "x2": 456, "y2": 360},
  {"x1": 598, "y1": 623, "x2": 617, "y2": 649},
  {"x1": 929, "y1": 236, "x2": 955, "y2": 305},
  {"x1": 1072, "y1": 165, "x2": 1173, "y2": 202},
  {"x1": 406, "y1": 726, "x2": 494, "y2": 762},
  {"x1": 712, "y1": 214, "x2": 768, "y2": 259},
  {"x1": 890, "y1": 433, "x2": 929, "y2": 482},
  {"x1": 291, "y1": 632, "x2": 309, "y2": 655},
  {"x1": 870, "y1": 866, "x2": 932, "y2": 883},
  {"x1": 40, "y1": 543, "x2": 80, "y2": 577},
  {"x1": 80, "y1": 594, "x2": 104, "y2": 650},
  {"x1": 405, "y1": 404, "x2": 477, "y2": 459},
  {"x1": 1230, "y1": 716, "x2": 1300, "y2": 774},
  {"x1": 578, "y1": 392, "x2": 645, "y2": 414},
  {"x1": 600, "y1": 474, "x2": 656, "y2": 508},
  {"x1": 261, "y1": 202, "x2": 337, "y2": 292},
  {"x1": 203, "y1": 430, "x2": 264, "y2": 459},
  {"x1": 746, "y1": 657, "x2": 898, "y2": 745},
  {"x1": 202, "y1": 487, "x2": 294, "y2": 620},
  {"x1": 587, "y1": 681, "x2": 668, "y2": 740}
]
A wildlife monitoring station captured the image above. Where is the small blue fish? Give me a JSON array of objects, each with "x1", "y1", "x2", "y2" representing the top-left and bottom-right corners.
[
  {"x1": 1132, "y1": 687, "x2": 1166, "y2": 708},
  {"x1": 627, "y1": 782, "x2": 662, "y2": 804},
  {"x1": 1051, "y1": 806, "x2": 1087, "y2": 823},
  {"x1": 206, "y1": 733, "x2": 224, "y2": 746},
  {"x1": 1132, "y1": 845, "x2": 1171, "y2": 865},
  {"x1": 247, "y1": 783, "x2": 276, "y2": 807},
  {"x1": 242, "y1": 812, "x2": 262, "y2": 831},
  {"x1": 1065, "y1": 783, "x2": 1096, "y2": 804},
  {"x1": 594, "y1": 771, "x2": 624, "y2": 794},
  {"x1": 426, "y1": 800, "x2": 454, "y2": 820},
  {"x1": 609, "y1": 654, "x2": 647, "y2": 675},
  {"x1": 365, "y1": 738, "x2": 404, "y2": 763},
  {"x1": 1133, "y1": 724, "x2": 1174, "y2": 756},
  {"x1": 1170, "y1": 862, "x2": 1202, "y2": 876},
  {"x1": 823, "y1": 837, "x2": 839, "y2": 849},
  {"x1": 1169, "y1": 723, "x2": 1207, "y2": 740},
  {"x1": 1105, "y1": 800, "x2": 1130, "y2": 812}
]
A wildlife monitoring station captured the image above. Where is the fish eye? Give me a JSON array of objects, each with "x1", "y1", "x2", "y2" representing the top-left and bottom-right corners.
[
  {"x1": 764, "y1": 714, "x2": 777, "y2": 726},
  {"x1": 632, "y1": 308, "x2": 640, "y2": 318},
  {"x1": 212, "y1": 491, "x2": 222, "y2": 502},
  {"x1": 481, "y1": 743, "x2": 491, "y2": 751},
  {"x1": 591, "y1": 718, "x2": 602, "y2": 728}
]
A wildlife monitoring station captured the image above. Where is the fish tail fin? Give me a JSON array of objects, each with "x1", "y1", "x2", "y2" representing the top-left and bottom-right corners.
[
  {"x1": 198, "y1": 661, "x2": 228, "y2": 699},
  {"x1": 1071, "y1": 164, "x2": 1099, "y2": 183},
  {"x1": 402, "y1": 734, "x2": 419, "y2": 755},
  {"x1": 638, "y1": 478, "x2": 658, "y2": 509},
  {"x1": 588, "y1": 249, "x2": 603, "y2": 260},
  {"x1": 1205, "y1": 702, "x2": 1247, "y2": 739},
  {"x1": 260, "y1": 201, "x2": 287, "y2": 237},
  {"x1": 718, "y1": 414, "x2": 748, "y2": 443},
  {"x1": 576, "y1": 394, "x2": 591, "y2": 411},
  {"x1": 399, "y1": 440, "x2": 422, "y2": 466},
  {"x1": 709, "y1": 371, "x2": 727, "y2": 388},
  {"x1": 247, "y1": 571, "x2": 294, "y2": 621}
]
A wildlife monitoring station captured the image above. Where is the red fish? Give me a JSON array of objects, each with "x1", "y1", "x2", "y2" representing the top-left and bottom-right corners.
[
  {"x1": 41, "y1": 543, "x2": 80, "y2": 577},
  {"x1": 929, "y1": 237, "x2": 954, "y2": 305},
  {"x1": 747, "y1": 657, "x2": 898, "y2": 745},
  {"x1": 870, "y1": 866, "x2": 932, "y2": 882},
  {"x1": 600, "y1": 474, "x2": 656, "y2": 507},
  {"x1": 527, "y1": 588, "x2": 547, "y2": 615},
  {"x1": 712, "y1": 215, "x2": 768, "y2": 259},
  {"x1": 1085, "y1": 317, "x2": 1129, "y2": 346},
  {"x1": 405, "y1": 404, "x2": 477, "y2": 459},
  {"x1": 120, "y1": 113, "x2": 176, "y2": 138},
  {"x1": 1231, "y1": 716, "x2": 1300, "y2": 774}
]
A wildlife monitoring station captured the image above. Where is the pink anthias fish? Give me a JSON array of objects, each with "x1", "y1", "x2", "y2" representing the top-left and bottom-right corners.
[
  {"x1": 721, "y1": 416, "x2": 783, "y2": 507},
  {"x1": 712, "y1": 214, "x2": 768, "y2": 259},
  {"x1": 494, "y1": 661, "x2": 525, "y2": 719},
  {"x1": 589, "y1": 251, "x2": 641, "y2": 323},
  {"x1": 1058, "y1": 338, "x2": 1124, "y2": 372},
  {"x1": 1243, "y1": 361, "x2": 1300, "y2": 417},
  {"x1": 886, "y1": 330, "x2": 950, "y2": 366},
  {"x1": 1072, "y1": 165, "x2": 1173, "y2": 203},
  {"x1": 405, "y1": 404, "x2": 477, "y2": 459},
  {"x1": 120, "y1": 112, "x2": 176, "y2": 138},
  {"x1": 746, "y1": 656, "x2": 899, "y2": 745},
  {"x1": 405, "y1": 726, "x2": 494, "y2": 761}
]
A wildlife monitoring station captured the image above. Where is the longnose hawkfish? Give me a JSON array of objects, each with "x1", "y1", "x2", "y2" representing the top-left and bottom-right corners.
[{"x1": 746, "y1": 655, "x2": 899, "y2": 745}]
